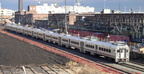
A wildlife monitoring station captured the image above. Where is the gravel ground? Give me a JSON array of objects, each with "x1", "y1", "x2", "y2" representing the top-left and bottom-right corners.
[
  {"x1": 0, "y1": 32, "x2": 103, "y2": 74},
  {"x1": 0, "y1": 32, "x2": 70, "y2": 66}
]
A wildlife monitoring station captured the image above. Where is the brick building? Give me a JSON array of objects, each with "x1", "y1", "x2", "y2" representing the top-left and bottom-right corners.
[
  {"x1": 47, "y1": 13, "x2": 76, "y2": 29},
  {"x1": 15, "y1": 5, "x2": 48, "y2": 25},
  {"x1": 74, "y1": 13, "x2": 144, "y2": 39},
  {"x1": 35, "y1": 20, "x2": 48, "y2": 28}
]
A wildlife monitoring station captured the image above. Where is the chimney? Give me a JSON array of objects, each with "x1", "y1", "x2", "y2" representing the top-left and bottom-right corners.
[{"x1": 18, "y1": 0, "x2": 23, "y2": 11}]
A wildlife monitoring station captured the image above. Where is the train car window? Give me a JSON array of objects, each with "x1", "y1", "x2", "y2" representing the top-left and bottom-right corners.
[
  {"x1": 102, "y1": 48, "x2": 103, "y2": 51},
  {"x1": 62, "y1": 39, "x2": 68, "y2": 42},
  {"x1": 100, "y1": 48, "x2": 102, "y2": 50},
  {"x1": 71, "y1": 41, "x2": 79, "y2": 45},
  {"x1": 99, "y1": 47, "x2": 101, "y2": 50},
  {"x1": 46, "y1": 35, "x2": 50, "y2": 37},
  {"x1": 108, "y1": 50, "x2": 111, "y2": 53},
  {"x1": 117, "y1": 50, "x2": 120, "y2": 53},
  {"x1": 85, "y1": 44, "x2": 94, "y2": 49},
  {"x1": 100, "y1": 47, "x2": 103, "y2": 51},
  {"x1": 104, "y1": 48, "x2": 106, "y2": 51},
  {"x1": 95, "y1": 45, "x2": 97, "y2": 49},
  {"x1": 120, "y1": 50, "x2": 123, "y2": 53},
  {"x1": 52, "y1": 37, "x2": 58, "y2": 39},
  {"x1": 39, "y1": 34, "x2": 42, "y2": 35},
  {"x1": 106, "y1": 49, "x2": 108, "y2": 52}
]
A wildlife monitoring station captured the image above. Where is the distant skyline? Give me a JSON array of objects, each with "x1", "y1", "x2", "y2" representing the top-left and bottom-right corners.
[{"x1": 0, "y1": 0, "x2": 144, "y2": 12}]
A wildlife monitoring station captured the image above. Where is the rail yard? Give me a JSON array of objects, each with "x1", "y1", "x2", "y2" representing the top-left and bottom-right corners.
[
  {"x1": 0, "y1": 26, "x2": 110, "y2": 74},
  {"x1": 1, "y1": 0, "x2": 144, "y2": 73},
  {"x1": 0, "y1": 25, "x2": 143, "y2": 74}
]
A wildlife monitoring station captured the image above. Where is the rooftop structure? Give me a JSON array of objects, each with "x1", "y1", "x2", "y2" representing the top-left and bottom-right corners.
[
  {"x1": 0, "y1": 8, "x2": 14, "y2": 16},
  {"x1": 102, "y1": 9, "x2": 111, "y2": 14},
  {"x1": 28, "y1": 2, "x2": 95, "y2": 14}
]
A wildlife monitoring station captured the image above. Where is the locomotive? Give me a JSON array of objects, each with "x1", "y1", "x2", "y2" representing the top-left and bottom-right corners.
[{"x1": 5, "y1": 24, "x2": 130, "y2": 63}]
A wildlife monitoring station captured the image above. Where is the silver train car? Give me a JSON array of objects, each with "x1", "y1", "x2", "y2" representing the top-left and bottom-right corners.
[{"x1": 5, "y1": 24, "x2": 130, "y2": 63}]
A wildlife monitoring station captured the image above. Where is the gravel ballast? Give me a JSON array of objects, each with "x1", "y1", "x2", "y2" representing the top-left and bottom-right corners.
[{"x1": 0, "y1": 32, "x2": 70, "y2": 66}]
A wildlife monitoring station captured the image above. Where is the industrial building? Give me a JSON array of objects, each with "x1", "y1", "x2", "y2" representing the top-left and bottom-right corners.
[
  {"x1": 27, "y1": 1, "x2": 94, "y2": 14},
  {"x1": 73, "y1": 13, "x2": 144, "y2": 40},
  {"x1": 15, "y1": 0, "x2": 144, "y2": 41},
  {"x1": 0, "y1": 3, "x2": 15, "y2": 23},
  {"x1": 15, "y1": 11, "x2": 48, "y2": 25},
  {"x1": 15, "y1": 0, "x2": 94, "y2": 25}
]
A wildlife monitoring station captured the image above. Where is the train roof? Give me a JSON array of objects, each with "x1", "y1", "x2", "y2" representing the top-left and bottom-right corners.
[
  {"x1": 61, "y1": 35, "x2": 86, "y2": 41},
  {"x1": 34, "y1": 29, "x2": 45, "y2": 33},
  {"x1": 6, "y1": 24, "x2": 128, "y2": 48},
  {"x1": 46, "y1": 32, "x2": 62, "y2": 36},
  {"x1": 61, "y1": 35, "x2": 127, "y2": 48}
]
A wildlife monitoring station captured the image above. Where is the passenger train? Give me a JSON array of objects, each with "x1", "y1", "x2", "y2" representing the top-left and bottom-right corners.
[{"x1": 4, "y1": 24, "x2": 130, "y2": 63}]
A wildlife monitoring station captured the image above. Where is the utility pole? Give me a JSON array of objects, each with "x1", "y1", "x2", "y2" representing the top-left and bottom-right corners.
[
  {"x1": 0, "y1": 2, "x2": 2, "y2": 22},
  {"x1": 65, "y1": 0, "x2": 68, "y2": 34},
  {"x1": 104, "y1": 0, "x2": 106, "y2": 9}
]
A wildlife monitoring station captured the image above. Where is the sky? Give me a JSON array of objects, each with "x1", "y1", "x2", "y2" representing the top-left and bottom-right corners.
[{"x1": 0, "y1": 0, "x2": 144, "y2": 12}]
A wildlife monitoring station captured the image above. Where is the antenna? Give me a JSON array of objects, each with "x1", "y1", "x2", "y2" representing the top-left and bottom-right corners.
[
  {"x1": 38, "y1": 1, "x2": 41, "y2": 5},
  {"x1": 75, "y1": 0, "x2": 80, "y2": 6},
  {"x1": 104, "y1": 0, "x2": 106, "y2": 9},
  {"x1": 140, "y1": 6, "x2": 141, "y2": 12},
  {"x1": 119, "y1": 2, "x2": 121, "y2": 11},
  {"x1": 35, "y1": 0, "x2": 41, "y2": 5},
  {"x1": 124, "y1": 6, "x2": 127, "y2": 12},
  {"x1": 0, "y1": 2, "x2": 1, "y2": 8}
]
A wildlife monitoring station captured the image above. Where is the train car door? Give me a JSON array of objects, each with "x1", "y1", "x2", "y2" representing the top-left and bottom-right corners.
[
  {"x1": 58, "y1": 37, "x2": 61, "y2": 46},
  {"x1": 117, "y1": 49, "x2": 126, "y2": 58},
  {"x1": 80, "y1": 41, "x2": 84, "y2": 53},
  {"x1": 95, "y1": 45, "x2": 98, "y2": 52}
]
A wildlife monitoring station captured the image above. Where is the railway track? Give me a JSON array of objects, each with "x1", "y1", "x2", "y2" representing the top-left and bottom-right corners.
[
  {"x1": 0, "y1": 64, "x2": 73, "y2": 74},
  {"x1": 0, "y1": 30, "x2": 142, "y2": 74},
  {"x1": 130, "y1": 61, "x2": 144, "y2": 67},
  {"x1": 119, "y1": 63, "x2": 144, "y2": 72},
  {"x1": 87, "y1": 60, "x2": 133, "y2": 74}
]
